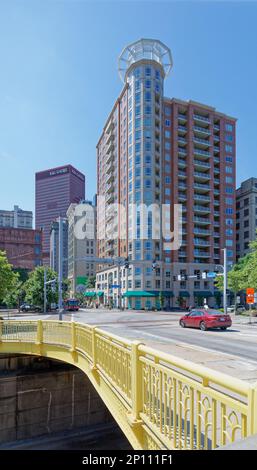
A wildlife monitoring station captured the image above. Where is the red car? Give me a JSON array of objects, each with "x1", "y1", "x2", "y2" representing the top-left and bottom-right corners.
[{"x1": 179, "y1": 309, "x2": 232, "y2": 331}]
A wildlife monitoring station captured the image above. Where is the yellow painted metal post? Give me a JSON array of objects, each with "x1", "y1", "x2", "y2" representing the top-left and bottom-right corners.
[
  {"x1": 130, "y1": 341, "x2": 143, "y2": 422},
  {"x1": 36, "y1": 320, "x2": 43, "y2": 345},
  {"x1": 248, "y1": 381, "x2": 257, "y2": 436},
  {"x1": 0, "y1": 321, "x2": 2, "y2": 342},
  {"x1": 91, "y1": 327, "x2": 97, "y2": 371},
  {"x1": 69, "y1": 322, "x2": 77, "y2": 359}
]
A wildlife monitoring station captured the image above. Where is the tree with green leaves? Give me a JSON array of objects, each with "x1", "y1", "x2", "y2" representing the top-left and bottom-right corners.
[
  {"x1": 215, "y1": 253, "x2": 252, "y2": 306},
  {"x1": 86, "y1": 276, "x2": 96, "y2": 289},
  {"x1": 3, "y1": 276, "x2": 24, "y2": 308},
  {"x1": 159, "y1": 291, "x2": 165, "y2": 310},
  {"x1": 23, "y1": 266, "x2": 58, "y2": 309},
  {"x1": 0, "y1": 250, "x2": 19, "y2": 303}
]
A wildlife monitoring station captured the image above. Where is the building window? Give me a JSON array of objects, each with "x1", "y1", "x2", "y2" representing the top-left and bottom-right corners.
[
  {"x1": 225, "y1": 208, "x2": 233, "y2": 215},
  {"x1": 225, "y1": 123, "x2": 233, "y2": 132},
  {"x1": 225, "y1": 197, "x2": 233, "y2": 205},
  {"x1": 225, "y1": 166, "x2": 233, "y2": 174},
  {"x1": 225, "y1": 144, "x2": 233, "y2": 153},
  {"x1": 244, "y1": 231, "x2": 249, "y2": 239},
  {"x1": 165, "y1": 119, "x2": 171, "y2": 126},
  {"x1": 225, "y1": 177, "x2": 233, "y2": 184}
]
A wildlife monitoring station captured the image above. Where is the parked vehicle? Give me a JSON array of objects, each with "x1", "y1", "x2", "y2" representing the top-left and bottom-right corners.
[
  {"x1": 63, "y1": 298, "x2": 80, "y2": 312},
  {"x1": 20, "y1": 304, "x2": 41, "y2": 312},
  {"x1": 227, "y1": 305, "x2": 245, "y2": 314},
  {"x1": 179, "y1": 308, "x2": 232, "y2": 331}
]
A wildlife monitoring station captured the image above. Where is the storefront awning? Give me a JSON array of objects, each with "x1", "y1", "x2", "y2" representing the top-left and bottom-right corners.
[
  {"x1": 194, "y1": 291, "x2": 213, "y2": 298},
  {"x1": 97, "y1": 291, "x2": 104, "y2": 296},
  {"x1": 150, "y1": 291, "x2": 174, "y2": 297},
  {"x1": 83, "y1": 292, "x2": 96, "y2": 297},
  {"x1": 123, "y1": 291, "x2": 156, "y2": 298},
  {"x1": 179, "y1": 291, "x2": 190, "y2": 298}
]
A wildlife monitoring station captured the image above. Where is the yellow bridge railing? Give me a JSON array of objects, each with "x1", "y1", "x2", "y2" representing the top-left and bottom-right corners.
[{"x1": 0, "y1": 320, "x2": 256, "y2": 450}]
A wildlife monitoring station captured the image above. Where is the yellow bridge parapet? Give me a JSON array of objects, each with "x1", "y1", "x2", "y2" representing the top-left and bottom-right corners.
[{"x1": 0, "y1": 320, "x2": 256, "y2": 450}]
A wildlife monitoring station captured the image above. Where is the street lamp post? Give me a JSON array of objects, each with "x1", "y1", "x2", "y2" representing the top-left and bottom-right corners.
[
  {"x1": 223, "y1": 247, "x2": 227, "y2": 316},
  {"x1": 43, "y1": 267, "x2": 47, "y2": 314},
  {"x1": 58, "y1": 216, "x2": 63, "y2": 321}
]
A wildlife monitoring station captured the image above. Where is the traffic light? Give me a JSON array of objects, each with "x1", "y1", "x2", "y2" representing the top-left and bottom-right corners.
[
  {"x1": 124, "y1": 257, "x2": 130, "y2": 269},
  {"x1": 196, "y1": 271, "x2": 201, "y2": 280},
  {"x1": 152, "y1": 259, "x2": 157, "y2": 271},
  {"x1": 173, "y1": 276, "x2": 177, "y2": 282}
]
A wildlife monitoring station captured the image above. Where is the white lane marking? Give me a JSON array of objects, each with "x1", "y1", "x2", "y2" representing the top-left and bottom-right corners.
[{"x1": 129, "y1": 329, "x2": 257, "y2": 365}]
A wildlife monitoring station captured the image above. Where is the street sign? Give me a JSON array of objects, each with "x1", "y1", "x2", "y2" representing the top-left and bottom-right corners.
[
  {"x1": 246, "y1": 288, "x2": 255, "y2": 304},
  {"x1": 111, "y1": 284, "x2": 121, "y2": 289},
  {"x1": 207, "y1": 272, "x2": 217, "y2": 278},
  {"x1": 76, "y1": 284, "x2": 86, "y2": 293}
]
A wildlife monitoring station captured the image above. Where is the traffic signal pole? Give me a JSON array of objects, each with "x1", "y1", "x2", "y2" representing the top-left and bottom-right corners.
[
  {"x1": 43, "y1": 267, "x2": 47, "y2": 314},
  {"x1": 58, "y1": 217, "x2": 63, "y2": 321},
  {"x1": 223, "y1": 248, "x2": 227, "y2": 316}
]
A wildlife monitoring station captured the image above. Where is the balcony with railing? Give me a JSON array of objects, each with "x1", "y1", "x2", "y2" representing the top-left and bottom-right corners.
[
  {"x1": 194, "y1": 160, "x2": 211, "y2": 169},
  {"x1": 106, "y1": 150, "x2": 115, "y2": 165},
  {"x1": 193, "y1": 217, "x2": 210, "y2": 225},
  {"x1": 194, "y1": 171, "x2": 210, "y2": 181},
  {"x1": 178, "y1": 113, "x2": 187, "y2": 122},
  {"x1": 194, "y1": 249, "x2": 210, "y2": 257},
  {"x1": 106, "y1": 171, "x2": 114, "y2": 184},
  {"x1": 194, "y1": 227, "x2": 211, "y2": 235},
  {"x1": 178, "y1": 125, "x2": 187, "y2": 134},
  {"x1": 178, "y1": 159, "x2": 186, "y2": 167},
  {"x1": 194, "y1": 126, "x2": 211, "y2": 136},
  {"x1": 194, "y1": 205, "x2": 211, "y2": 213},
  {"x1": 194, "y1": 194, "x2": 211, "y2": 202},
  {"x1": 178, "y1": 147, "x2": 187, "y2": 155},
  {"x1": 194, "y1": 182, "x2": 210, "y2": 192},
  {"x1": 193, "y1": 114, "x2": 210, "y2": 124},
  {"x1": 178, "y1": 136, "x2": 187, "y2": 145},
  {"x1": 194, "y1": 137, "x2": 210, "y2": 147},
  {"x1": 194, "y1": 148, "x2": 210, "y2": 158},
  {"x1": 194, "y1": 239, "x2": 211, "y2": 246},
  {"x1": 178, "y1": 170, "x2": 186, "y2": 178}
]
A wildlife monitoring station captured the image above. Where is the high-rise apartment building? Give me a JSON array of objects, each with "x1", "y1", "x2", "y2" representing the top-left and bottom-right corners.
[
  {"x1": 236, "y1": 178, "x2": 257, "y2": 260},
  {"x1": 96, "y1": 39, "x2": 236, "y2": 309},
  {"x1": 35, "y1": 165, "x2": 85, "y2": 264},
  {"x1": 67, "y1": 201, "x2": 96, "y2": 295},
  {"x1": 50, "y1": 218, "x2": 68, "y2": 279},
  {"x1": 0, "y1": 205, "x2": 33, "y2": 230}
]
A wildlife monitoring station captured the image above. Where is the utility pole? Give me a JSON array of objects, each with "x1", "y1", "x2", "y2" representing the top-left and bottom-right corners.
[
  {"x1": 223, "y1": 247, "x2": 227, "y2": 316},
  {"x1": 44, "y1": 267, "x2": 47, "y2": 314},
  {"x1": 58, "y1": 216, "x2": 63, "y2": 321},
  {"x1": 117, "y1": 261, "x2": 121, "y2": 309}
]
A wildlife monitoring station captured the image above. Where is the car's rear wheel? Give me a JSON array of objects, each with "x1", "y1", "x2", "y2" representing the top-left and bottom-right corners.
[
  {"x1": 200, "y1": 321, "x2": 207, "y2": 331},
  {"x1": 180, "y1": 320, "x2": 186, "y2": 328}
]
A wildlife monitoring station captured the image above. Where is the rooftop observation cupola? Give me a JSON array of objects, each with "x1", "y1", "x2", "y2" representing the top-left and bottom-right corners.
[{"x1": 118, "y1": 38, "x2": 173, "y2": 83}]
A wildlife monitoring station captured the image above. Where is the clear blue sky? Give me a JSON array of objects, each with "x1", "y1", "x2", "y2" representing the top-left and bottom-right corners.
[{"x1": 0, "y1": 1, "x2": 257, "y2": 222}]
